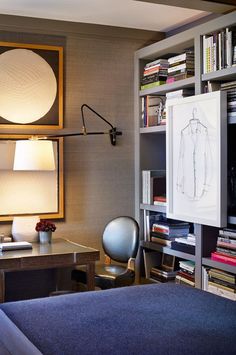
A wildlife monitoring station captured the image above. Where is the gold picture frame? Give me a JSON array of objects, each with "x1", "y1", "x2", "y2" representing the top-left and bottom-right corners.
[
  {"x1": 0, "y1": 135, "x2": 64, "y2": 221},
  {"x1": 0, "y1": 41, "x2": 63, "y2": 129}
]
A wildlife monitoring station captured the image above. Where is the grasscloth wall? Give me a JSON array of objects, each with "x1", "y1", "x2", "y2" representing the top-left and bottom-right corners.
[{"x1": 0, "y1": 14, "x2": 163, "y2": 257}]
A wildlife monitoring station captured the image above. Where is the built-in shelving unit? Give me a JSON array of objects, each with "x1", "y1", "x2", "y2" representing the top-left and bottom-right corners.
[{"x1": 134, "y1": 11, "x2": 236, "y2": 291}]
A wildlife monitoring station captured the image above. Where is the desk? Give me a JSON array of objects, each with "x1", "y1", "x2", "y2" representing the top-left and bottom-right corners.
[{"x1": 0, "y1": 238, "x2": 99, "y2": 303}]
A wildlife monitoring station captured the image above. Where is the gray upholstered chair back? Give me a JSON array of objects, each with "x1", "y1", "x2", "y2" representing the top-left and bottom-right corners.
[{"x1": 102, "y1": 216, "x2": 139, "y2": 263}]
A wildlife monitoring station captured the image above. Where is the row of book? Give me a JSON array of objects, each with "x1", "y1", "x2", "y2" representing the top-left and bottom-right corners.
[
  {"x1": 202, "y1": 267, "x2": 236, "y2": 301},
  {"x1": 211, "y1": 227, "x2": 236, "y2": 266},
  {"x1": 140, "y1": 49, "x2": 194, "y2": 91},
  {"x1": 203, "y1": 26, "x2": 236, "y2": 74},
  {"x1": 141, "y1": 88, "x2": 194, "y2": 128}
]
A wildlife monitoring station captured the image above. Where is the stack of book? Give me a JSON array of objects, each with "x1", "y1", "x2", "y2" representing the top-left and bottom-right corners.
[
  {"x1": 221, "y1": 81, "x2": 236, "y2": 122},
  {"x1": 142, "y1": 170, "x2": 166, "y2": 205},
  {"x1": 202, "y1": 267, "x2": 236, "y2": 301},
  {"x1": 141, "y1": 95, "x2": 165, "y2": 127},
  {"x1": 150, "y1": 266, "x2": 177, "y2": 283},
  {"x1": 140, "y1": 58, "x2": 169, "y2": 90},
  {"x1": 175, "y1": 260, "x2": 195, "y2": 287},
  {"x1": 166, "y1": 49, "x2": 194, "y2": 84},
  {"x1": 150, "y1": 219, "x2": 190, "y2": 247},
  {"x1": 171, "y1": 233, "x2": 196, "y2": 255},
  {"x1": 211, "y1": 228, "x2": 236, "y2": 266},
  {"x1": 153, "y1": 195, "x2": 166, "y2": 207}
]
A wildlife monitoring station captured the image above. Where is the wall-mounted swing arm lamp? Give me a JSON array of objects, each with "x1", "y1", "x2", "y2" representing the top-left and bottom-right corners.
[
  {"x1": 38, "y1": 104, "x2": 122, "y2": 145},
  {"x1": 13, "y1": 104, "x2": 122, "y2": 171}
]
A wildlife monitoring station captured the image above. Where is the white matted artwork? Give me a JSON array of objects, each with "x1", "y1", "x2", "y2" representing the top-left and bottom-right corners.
[
  {"x1": 166, "y1": 91, "x2": 227, "y2": 227},
  {"x1": 0, "y1": 136, "x2": 64, "y2": 221}
]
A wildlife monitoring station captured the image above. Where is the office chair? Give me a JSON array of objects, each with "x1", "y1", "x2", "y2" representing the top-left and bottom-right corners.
[{"x1": 71, "y1": 216, "x2": 139, "y2": 290}]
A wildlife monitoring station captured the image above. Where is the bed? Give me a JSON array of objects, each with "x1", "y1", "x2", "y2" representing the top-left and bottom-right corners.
[{"x1": 0, "y1": 283, "x2": 235, "y2": 355}]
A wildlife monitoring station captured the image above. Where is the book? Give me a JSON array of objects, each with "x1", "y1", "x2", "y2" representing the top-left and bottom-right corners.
[
  {"x1": 167, "y1": 63, "x2": 194, "y2": 74},
  {"x1": 219, "y1": 228, "x2": 236, "y2": 239},
  {"x1": 165, "y1": 88, "x2": 194, "y2": 99},
  {"x1": 151, "y1": 220, "x2": 189, "y2": 237},
  {"x1": 207, "y1": 284, "x2": 236, "y2": 301},
  {"x1": 0, "y1": 241, "x2": 32, "y2": 251},
  {"x1": 150, "y1": 235, "x2": 172, "y2": 246},
  {"x1": 208, "y1": 268, "x2": 236, "y2": 284},
  {"x1": 144, "y1": 58, "x2": 169, "y2": 69},
  {"x1": 211, "y1": 251, "x2": 236, "y2": 266},
  {"x1": 171, "y1": 241, "x2": 195, "y2": 255},
  {"x1": 168, "y1": 50, "x2": 194, "y2": 65},
  {"x1": 140, "y1": 81, "x2": 166, "y2": 90},
  {"x1": 179, "y1": 260, "x2": 195, "y2": 273},
  {"x1": 175, "y1": 275, "x2": 195, "y2": 287}
]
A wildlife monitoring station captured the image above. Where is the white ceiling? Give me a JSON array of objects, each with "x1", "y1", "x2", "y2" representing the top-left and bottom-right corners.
[{"x1": 0, "y1": 0, "x2": 211, "y2": 32}]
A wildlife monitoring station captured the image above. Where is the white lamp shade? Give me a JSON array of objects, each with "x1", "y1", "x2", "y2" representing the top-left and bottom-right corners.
[{"x1": 13, "y1": 140, "x2": 55, "y2": 171}]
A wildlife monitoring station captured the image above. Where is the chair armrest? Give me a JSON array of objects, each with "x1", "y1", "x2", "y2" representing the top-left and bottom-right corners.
[
  {"x1": 127, "y1": 258, "x2": 135, "y2": 272},
  {"x1": 104, "y1": 255, "x2": 111, "y2": 265}
]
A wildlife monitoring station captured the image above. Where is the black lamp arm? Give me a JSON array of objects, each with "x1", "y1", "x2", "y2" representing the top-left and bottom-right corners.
[{"x1": 80, "y1": 104, "x2": 122, "y2": 146}]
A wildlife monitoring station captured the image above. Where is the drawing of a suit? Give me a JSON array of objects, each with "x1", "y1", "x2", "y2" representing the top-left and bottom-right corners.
[{"x1": 176, "y1": 118, "x2": 212, "y2": 201}]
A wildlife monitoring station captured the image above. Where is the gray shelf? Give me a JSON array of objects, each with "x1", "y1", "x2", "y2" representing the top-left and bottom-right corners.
[
  {"x1": 139, "y1": 77, "x2": 195, "y2": 97},
  {"x1": 141, "y1": 240, "x2": 196, "y2": 262},
  {"x1": 202, "y1": 257, "x2": 236, "y2": 274},
  {"x1": 202, "y1": 66, "x2": 236, "y2": 82},
  {"x1": 140, "y1": 203, "x2": 166, "y2": 214},
  {"x1": 140, "y1": 126, "x2": 166, "y2": 134}
]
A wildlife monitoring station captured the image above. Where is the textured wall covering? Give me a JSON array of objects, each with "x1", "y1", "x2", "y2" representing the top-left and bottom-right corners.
[{"x1": 0, "y1": 15, "x2": 163, "y2": 258}]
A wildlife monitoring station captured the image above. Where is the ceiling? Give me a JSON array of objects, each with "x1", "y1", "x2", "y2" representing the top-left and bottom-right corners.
[{"x1": 0, "y1": 0, "x2": 234, "y2": 32}]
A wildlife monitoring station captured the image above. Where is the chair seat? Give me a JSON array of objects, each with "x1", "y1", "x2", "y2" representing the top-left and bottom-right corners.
[
  {"x1": 71, "y1": 264, "x2": 135, "y2": 290},
  {"x1": 95, "y1": 264, "x2": 127, "y2": 280}
]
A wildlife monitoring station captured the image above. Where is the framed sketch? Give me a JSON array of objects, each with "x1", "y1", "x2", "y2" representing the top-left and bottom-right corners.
[
  {"x1": 0, "y1": 135, "x2": 64, "y2": 221},
  {"x1": 166, "y1": 91, "x2": 227, "y2": 227},
  {"x1": 0, "y1": 42, "x2": 63, "y2": 129}
]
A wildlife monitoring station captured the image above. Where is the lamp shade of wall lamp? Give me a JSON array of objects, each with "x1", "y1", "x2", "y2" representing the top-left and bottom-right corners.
[{"x1": 13, "y1": 140, "x2": 55, "y2": 171}]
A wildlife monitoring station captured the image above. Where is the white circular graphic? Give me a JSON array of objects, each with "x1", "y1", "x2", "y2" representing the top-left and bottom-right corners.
[{"x1": 0, "y1": 48, "x2": 57, "y2": 124}]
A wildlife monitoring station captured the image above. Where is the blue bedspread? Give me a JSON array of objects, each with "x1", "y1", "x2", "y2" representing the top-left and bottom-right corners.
[{"x1": 0, "y1": 283, "x2": 236, "y2": 355}]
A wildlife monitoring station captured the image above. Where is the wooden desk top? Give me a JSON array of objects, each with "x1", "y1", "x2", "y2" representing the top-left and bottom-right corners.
[{"x1": 0, "y1": 238, "x2": 100, "y2": 271}]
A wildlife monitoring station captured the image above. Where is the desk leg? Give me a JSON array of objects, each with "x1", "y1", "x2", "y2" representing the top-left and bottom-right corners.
[
  {"x1": 0, "y1": 271, "x2": 5, "y2": 303},
  {"x1": 86, "y1": 262, "x2": 95, "y2": 291}
]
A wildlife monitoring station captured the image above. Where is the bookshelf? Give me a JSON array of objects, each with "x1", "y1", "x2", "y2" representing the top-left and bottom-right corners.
[{"x1": 134, "y1": 11, "x2": 236, "y2": 292}]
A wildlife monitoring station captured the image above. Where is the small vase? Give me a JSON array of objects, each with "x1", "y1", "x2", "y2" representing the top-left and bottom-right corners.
[{"x1": 39, "y1": 231, "x2": 52, "y2": 244}]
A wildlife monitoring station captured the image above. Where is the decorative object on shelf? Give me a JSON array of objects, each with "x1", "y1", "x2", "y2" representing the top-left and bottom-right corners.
[
  {"x1": 12, "y1": 216, "x2": 40, "y2": 242},
  {"x1": 166, "y1": 91, "x2": 227, "y2": 227},
  {"x1": 0, "y1": 41, "x2": 63, "y2": 129},
  {"x1": 35, "y1": 219, "x2": 56, "y2": 244}
]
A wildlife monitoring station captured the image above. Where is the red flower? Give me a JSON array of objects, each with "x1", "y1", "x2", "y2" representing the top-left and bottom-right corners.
[{"x1": 35, "y1": 220, "x2": 56, "y2": 232}]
